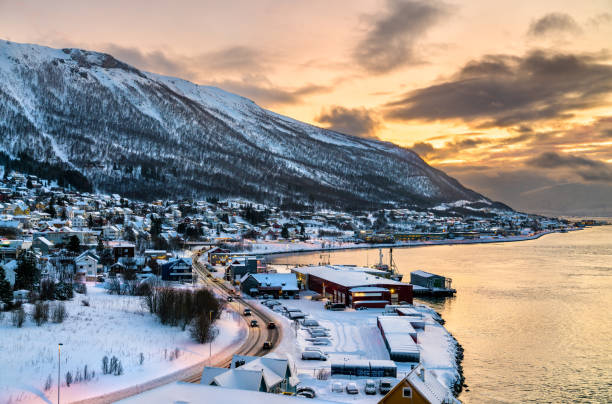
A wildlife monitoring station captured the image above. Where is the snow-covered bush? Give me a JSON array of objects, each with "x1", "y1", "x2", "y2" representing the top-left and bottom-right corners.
[
  {"x1": 11, "y1": 306, "x2": 25, "y2": 327},
  {"x1": 32, "y1": 301, "x2": 50, "y2": 326},
  {"x1": 52, "y1": 302, "x2": 67, "y2": 323}
]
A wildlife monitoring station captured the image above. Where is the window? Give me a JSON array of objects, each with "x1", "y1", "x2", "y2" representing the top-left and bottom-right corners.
[{"x1": 402, "y1": 387, "x2": 412, "y2": 398}]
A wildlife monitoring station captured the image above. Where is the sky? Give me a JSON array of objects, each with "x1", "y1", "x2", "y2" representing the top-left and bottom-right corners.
[{"x1": 1, "y1": 0, "x2": 612, "y2": 216}]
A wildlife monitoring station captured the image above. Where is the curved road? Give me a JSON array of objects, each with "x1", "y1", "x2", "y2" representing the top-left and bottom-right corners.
[
  {"x1": 183, "y1": 259, "x2": 282, "y2": 382},
  {"x1": 69, "y1": 256, "x2": 281, "y2": 403}
]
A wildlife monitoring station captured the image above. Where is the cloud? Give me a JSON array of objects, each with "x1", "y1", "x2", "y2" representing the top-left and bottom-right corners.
[
  {"x1": 103, "y1": 44, "x2": 195, "y2": 79},
  {"x1": 315, "y1": 106, "x2": 382, "y2": 138},
  {"x1": 588, "y1": 13, "x2": 612, "y2": 29},
  {"x1": 211, "y1": 76, "x2": 331, "y2": 106},
  {"x1": 384, "y1": 50, "x2": 612, "y2": 127},
  {"x1": 527, "y1": 151, "x2": 601, "y2": 168},
  {"x1": 102, "y1": 43, "x2": 274, "y2": 80},
  {"x1": 410, "y1": 137, "x2": 490, "y2": 160},
  {"x1": 352, "y1": 0, "x2": 450, "y2": 73},
  {"x1": 527, "y1": 12, "x2": 582, "y2": 37},
  {"x1": 526, "y1": 151, "x2": 612, "y2": 183}
]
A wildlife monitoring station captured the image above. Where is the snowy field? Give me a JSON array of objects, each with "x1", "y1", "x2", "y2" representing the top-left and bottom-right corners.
[
  {"x1": 0, "y1": 283, "x2": 246, "y2": 404},
  {"x1": 251, "y1": 293, "x2": 460, "y2": 403}
]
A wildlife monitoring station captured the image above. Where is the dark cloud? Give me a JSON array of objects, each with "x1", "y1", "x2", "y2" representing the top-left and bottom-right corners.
[
  {"x1": 102, "y1": 43, "x2": 272, "y2": 80},
  {"x1": 588, "y1": 13, "x2": 612, "y2": 29},
  {"x1": 211, "y1": 76, "x2": 330, "y2": 106},
  {"x1": 315, "y1": 106, "x2": 382, "y2": 138},
  {"x1": 527, "y1": 151, "x2": 601, "y2": 168},
  {"x1": 352, "y1": 0, "x2": 449, "y2": 73},
  {"x1": 526, "y1": 151, "x2": 612, "y2": 183},
  {"x1": 410, "y1": 137, "x2": 490, "y2": 160},
  {"x1": 527, "y1": 12, "x2": 582, "y2": 37},
  {"x1": 384, "y1": 50, "x2": 612, "y2": 127},
  {"x1": 410, "y1": 141, "x2": 436, "y2": 158},
  {"x1": 104, "y1": 44, "x2": 195, "y2": 79}
]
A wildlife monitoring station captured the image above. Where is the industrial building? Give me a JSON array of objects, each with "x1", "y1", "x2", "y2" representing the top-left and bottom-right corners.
[{"x1": 292, "y1": 265, "x2": 412, "y2": 308}]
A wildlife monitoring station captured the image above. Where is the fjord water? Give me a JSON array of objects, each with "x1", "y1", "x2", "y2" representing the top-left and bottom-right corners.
[{"x1": 271, "y1": 226, "x2": 612, "y2": 403}]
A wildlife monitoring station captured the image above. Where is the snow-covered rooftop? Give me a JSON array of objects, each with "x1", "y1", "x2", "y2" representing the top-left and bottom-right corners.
[{"x1": 293, "y1": 265, "x2": 405, "y2": 288}]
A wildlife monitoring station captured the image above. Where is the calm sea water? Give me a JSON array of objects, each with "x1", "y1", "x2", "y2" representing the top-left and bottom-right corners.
[{"x1": 271, "y1": 226, "x2": 612, "y2": 403}]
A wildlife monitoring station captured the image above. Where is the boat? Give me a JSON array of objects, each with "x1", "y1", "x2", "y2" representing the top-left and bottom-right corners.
[{"x1": 372, "y1": 248, "x2": 403, "y2": 281}]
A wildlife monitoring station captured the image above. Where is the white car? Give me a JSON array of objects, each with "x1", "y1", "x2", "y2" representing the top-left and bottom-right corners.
[
  {"x1": 332, "y1": 382, "x2": 343, "y2": 393},
  {"x1": 365, "y1": 379, "x2": 377, "y2": 395},
  {"x1": 346, "y1": 382, "x2": 359, "y2": 395}
]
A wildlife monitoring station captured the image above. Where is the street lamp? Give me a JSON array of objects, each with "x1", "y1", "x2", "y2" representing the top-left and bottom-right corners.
[{"x1": 58, "y1": 343, "x2": 63, "y2": 404}]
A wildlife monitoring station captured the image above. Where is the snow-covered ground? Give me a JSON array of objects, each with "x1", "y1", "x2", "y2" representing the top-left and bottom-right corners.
[
  {"x1": 0, "y1": 283, "x2": 247, "y2": 404},
  {"x1": 237, "y1": 231, "x2": 555, "y2": 256},
  {"x1": 251, "y1": 293, "x2": 459, "y2": 403}
]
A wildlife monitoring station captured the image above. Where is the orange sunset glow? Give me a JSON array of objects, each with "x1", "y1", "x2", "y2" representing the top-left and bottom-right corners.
[{"x1": 3, "y1": 0, "x2": 611, "y2": 215}]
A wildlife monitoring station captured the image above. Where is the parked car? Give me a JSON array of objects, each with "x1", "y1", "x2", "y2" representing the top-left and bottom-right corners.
[
  {"x1": 365, "y1": 380, "x2": 376, "y2": 395},
  {"x1": 356, "y1": 306, "x2": 368, "y2": 311},
  {"x1": 302, "y1": 319, "x2": 319, "y2": 327},
  {"x1": 326, "y1": 303, "x2": 346, "y2": 311},
  {"x1": 304, "y1": 347, "x2": 328, "y2": 356},
  {"x1": 243, "y1": 308, "x2": 251, "y2": 316},
  {"x1": 301, "y1": 351, "x2": 327, "y2": 361},
  {"x1": 346, "y1": 383, "x2": 359, "y2": 395},
  {"x1": 296, "y1": 387, "x2": 316, "y2": 398},
  {"x1": 250, "y1": 319, "x2": 258, "y2": 327},
  {"x1": 263, "y1": 341, "x2": 273, "y2": 349},
  {"x1": 379, "y1": 380, "x2": 392, "y2": 394},
  {"x1": 332, "y1": 382, "x2": 343, "y2": 393},
  {"x1": 293, "y1": 294, "x2": 300, "y2": 299}
]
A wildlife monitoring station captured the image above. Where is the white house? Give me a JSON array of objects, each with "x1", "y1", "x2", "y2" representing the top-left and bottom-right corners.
[
  {"x1": 75, "y1": 251, "x2": 99, "y2": 279},
  {"x1": 72, "y1": 215, "x2": 87, "y2": 228}
]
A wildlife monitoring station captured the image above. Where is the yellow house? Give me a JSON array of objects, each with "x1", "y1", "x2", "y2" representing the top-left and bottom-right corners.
[{"x1": 378, "y1": 364, "x2": 459, "y2": 404}]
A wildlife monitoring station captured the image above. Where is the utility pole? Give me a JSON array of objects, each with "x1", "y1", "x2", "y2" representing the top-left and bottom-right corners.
[
  {"x1": 209, "y1": 310, "x2": 213, "y2": 363},
  {"x1": 58, "y1": 343, "x2": 63, "y2": 404}
]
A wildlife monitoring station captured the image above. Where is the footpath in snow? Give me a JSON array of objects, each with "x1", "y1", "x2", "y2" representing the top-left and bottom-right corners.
[{"x1": 0, "y1": 283, "x2": 247, "y2": 404}]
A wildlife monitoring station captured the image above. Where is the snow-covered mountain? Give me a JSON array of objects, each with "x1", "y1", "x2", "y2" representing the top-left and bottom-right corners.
[{"x1": 0, "y1": 39, "x2": 499, "y2": 209}]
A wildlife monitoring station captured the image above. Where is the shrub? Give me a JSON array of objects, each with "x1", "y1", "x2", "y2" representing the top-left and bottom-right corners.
[
  {"x1": 107, "y1": 278, "x2": 122, "y2": 295},
  {"x1": 32, "y1": 301, "x2": 49, "y2": 326},
  {"x1": 65, "y1": 371, "x2": 72, "y2": 387},
  {"x1": 52, "y1": 302, "x2": 67, "y2": 323},
  {"x1": 190, "y1": 312, "x2": 213, "y2": 343},
  {"x1": 102, "y1": 356, "x2": 109, "y2": 375},
  {"x1": 55, "y1": 281, "x2": 73, "y2": 300},
  {"x1": 40, "y1": 279, "x2": 56, "y2": 301},
  {"x1": 73, "y1": 283, "x2": 87, "y2": 295},
  {"x1": 12, "y1": 307, "x2": 25, "y2": 327},
  {"x1": 44, "y1": 374, "x2": 52, "y2": 391}
]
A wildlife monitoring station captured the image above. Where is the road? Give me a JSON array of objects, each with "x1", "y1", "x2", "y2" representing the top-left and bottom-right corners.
[
  {"x1": 183, "y1": 257, "x2": 282, "y2": 382},
  {"x1": 69, "y1": 255, "x2": 281, "y2": 403}
]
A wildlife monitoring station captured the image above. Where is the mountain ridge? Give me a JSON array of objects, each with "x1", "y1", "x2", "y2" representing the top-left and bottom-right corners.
[{"x1": 0, "y1": 39, "x2": 505, "y2": 211}]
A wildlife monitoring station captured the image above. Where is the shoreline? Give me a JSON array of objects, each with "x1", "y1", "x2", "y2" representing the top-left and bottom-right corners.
[{"x1": 256, "y1": 229, "x2": 567, "y2": 259}]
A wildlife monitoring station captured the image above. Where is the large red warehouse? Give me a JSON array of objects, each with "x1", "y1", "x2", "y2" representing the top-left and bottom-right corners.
[{"x1": 292, "y1": 265, "x2": 413, "y2": 308}]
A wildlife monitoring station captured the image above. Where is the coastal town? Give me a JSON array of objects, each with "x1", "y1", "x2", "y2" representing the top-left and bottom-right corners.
[{"x1": 0, "y1": 171, "x2": 602, "y2": 404}]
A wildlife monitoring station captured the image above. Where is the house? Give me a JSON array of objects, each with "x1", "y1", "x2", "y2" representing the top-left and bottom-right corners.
[
  {"x1": 410, "y1": 271, "x2": 450, "y2": 290},
  {"x1": 201, "y1": 354, "x2": 298, "y2": 394},
  {"x1": 102, "y1": 225, "x2": 121, "y2": 240},
  {"x1": 108, "y1": 241, "x2": 135, "y2": 262},
  {"x1": 208, "y1": 247, "x2": 230, "y2": 265},
  {"x1": 32, "y1": 236, "x2": 54, "y2": 255},
  {"x1": 227, "y1": 256, "x2": 262, "y2": 280},
  {"x1": 115, "y1": 382, "x2": 338, "y2": 404},
  {"x1": 160, "y1": 257, "x2": 193, "y2": 282},
  {"x1": 377, "y1": 364, "x2": 459, "y2": 404},
  {"x1": 72, "y1": 215, "x2": 87, "y2": 228},
  {"x1": 240, "y1": 273, "x2": 299, "y2": 297},
  {"x1": 75, "y1": 251, "x2": 100, "y2": 280}
]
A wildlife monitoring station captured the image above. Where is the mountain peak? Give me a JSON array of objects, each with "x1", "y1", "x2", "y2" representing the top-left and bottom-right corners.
[{"x1": 0, "y1": 39, "x2": 496, "y2": 210}]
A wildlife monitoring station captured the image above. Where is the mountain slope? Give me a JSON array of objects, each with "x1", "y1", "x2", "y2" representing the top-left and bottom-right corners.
[{"x1": 0, "y1": 40, "x2": 496, "y2": 209}]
